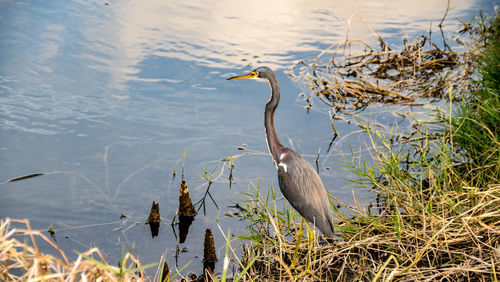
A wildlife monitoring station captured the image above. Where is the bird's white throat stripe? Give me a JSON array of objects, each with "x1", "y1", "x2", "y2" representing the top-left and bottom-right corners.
[
  {"x1": 278, "y1": 162, "x2": 288, "y2": 172},
  {"x1": 279, "y1": 153, "x2": 285, "y2": 161}
]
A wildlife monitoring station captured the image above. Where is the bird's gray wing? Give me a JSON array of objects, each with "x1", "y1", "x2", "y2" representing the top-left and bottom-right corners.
[{"x1": 277, "y1": 149, "x2": 334, "y2": 236}]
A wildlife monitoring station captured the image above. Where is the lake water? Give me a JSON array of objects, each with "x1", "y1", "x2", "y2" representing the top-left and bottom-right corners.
[{"x1": 0, "y1": 0, "x2": 495, "y2": 277}]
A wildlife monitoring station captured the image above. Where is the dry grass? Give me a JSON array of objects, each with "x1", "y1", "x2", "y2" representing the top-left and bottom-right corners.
[
  {"x1": 236, "y1": 165, "x2": 500, "y2": 281},
  {"x1": 0, "y1": 218, "x2": 147, "y2": 281}
]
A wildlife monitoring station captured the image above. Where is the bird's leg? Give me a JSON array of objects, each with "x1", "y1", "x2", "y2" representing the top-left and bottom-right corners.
[
  {"x1": 305, "y1": 222, "x2": 315, "y2": 276},
  {"x1": 290, "y1": 217, "x2": 305, "y2": 269},
  {"x1": 296, "y1": 221, "x2": 320, "y2": 280}
]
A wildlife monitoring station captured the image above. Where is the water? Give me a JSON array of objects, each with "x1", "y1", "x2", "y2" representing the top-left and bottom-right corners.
[{"x1": 0, "y1": 0, "x2": 495, "y2": 276}]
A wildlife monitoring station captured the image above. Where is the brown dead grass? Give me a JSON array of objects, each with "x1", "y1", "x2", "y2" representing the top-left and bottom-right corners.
[{"x1": 0, "y1": 218, "x2": 145, "y2": 281}]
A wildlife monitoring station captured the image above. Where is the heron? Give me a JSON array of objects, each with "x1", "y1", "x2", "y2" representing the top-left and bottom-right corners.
[{"x1": 227, "y1": 66, "x2": 334, "y2": 237}]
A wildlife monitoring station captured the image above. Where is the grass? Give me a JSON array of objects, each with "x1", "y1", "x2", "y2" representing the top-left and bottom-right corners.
[
  {"x1": 0, "y1": 218, "x2": 227, "y2": 281},
  {"x1": 452, "y1": 14, "x2": 500, "y2": 185},
  {"x1": 230, "y1": 11, "x2": 500, "y2": 281},
  {"x1": 0, "y1": 218, "x2": 153, "y2": 281}
]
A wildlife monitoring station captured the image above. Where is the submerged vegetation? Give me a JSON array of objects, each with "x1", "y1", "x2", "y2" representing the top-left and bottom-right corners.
[{"x1": 1, "y1": 9, "x2": 499, "y2": 282}]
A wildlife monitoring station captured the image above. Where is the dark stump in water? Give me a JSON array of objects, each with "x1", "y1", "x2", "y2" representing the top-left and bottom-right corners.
[
  {"x1": 146, "y1": 200, "x2": 161, "y2": 238},
  {"x1": 179, "y1": 180, "x2": 197, "y2": 217},
  {"x1": 203, "y1": 228, "x2": 217, "y2": 275},
  {"x1": 178, "y1": 180, "x2": 197, "y2": 243}
]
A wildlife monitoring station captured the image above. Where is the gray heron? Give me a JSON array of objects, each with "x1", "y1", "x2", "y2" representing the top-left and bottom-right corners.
[{"x1": 227, "y1": 66, "x2": 334, "y2": 237}]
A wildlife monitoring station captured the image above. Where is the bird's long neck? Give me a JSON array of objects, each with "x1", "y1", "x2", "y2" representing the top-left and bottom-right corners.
[{"x1": 265, "y1": 75, "x2": 283, "y2": 164}]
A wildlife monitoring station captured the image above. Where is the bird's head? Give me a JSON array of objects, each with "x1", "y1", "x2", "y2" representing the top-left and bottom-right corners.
[{"x1": 226, "y1": 66, "x2": 275, "y2": 82}]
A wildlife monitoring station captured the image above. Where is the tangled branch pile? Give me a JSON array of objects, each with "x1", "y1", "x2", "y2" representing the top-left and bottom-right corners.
[{"x1": 295, "y1": 14, "x2": 477, "y2": 113}]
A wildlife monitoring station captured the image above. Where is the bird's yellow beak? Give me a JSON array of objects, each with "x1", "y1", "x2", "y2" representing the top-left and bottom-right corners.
[{"x1": 226, "y1": 71, "x2": 258, "y2": 81}]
